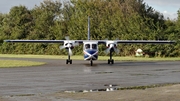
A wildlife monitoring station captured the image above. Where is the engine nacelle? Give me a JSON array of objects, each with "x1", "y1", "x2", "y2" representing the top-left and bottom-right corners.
[
  {"x1": 106, "y1": 41, "x2": 117, "y2": 50},
  {"x1": 63, "y1": 41, "x2": 76, "y2": 49},
  {"x1": 64, "y1": 42, "x2": 74, "y2": 49},
  {"x1": 104, "y1": 41, "x2": 119, "y2": 54}
]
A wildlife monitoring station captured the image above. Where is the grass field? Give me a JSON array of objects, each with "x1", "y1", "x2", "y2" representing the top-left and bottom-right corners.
[{"x1": 0, "y1": 60, "x2": 45, "y2": 68}]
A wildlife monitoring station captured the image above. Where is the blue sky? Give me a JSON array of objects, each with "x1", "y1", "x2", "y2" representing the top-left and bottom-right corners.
[
  {"x1": 0, "y1": 0, "x2": 179, "y2": 20},
  {"x1": 0, "y1": 0, "x2": 44, "y2": 13},
  {"x1": 144, "y1": 0, "x2": 180, "y2": 20}
]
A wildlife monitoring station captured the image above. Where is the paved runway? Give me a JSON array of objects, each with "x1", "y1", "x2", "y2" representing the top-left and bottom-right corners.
[{"x1": 0, "y1": 57, "x2": 180, "y2": 96}]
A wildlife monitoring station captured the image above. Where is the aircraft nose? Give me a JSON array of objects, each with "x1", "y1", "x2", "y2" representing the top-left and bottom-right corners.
[{"x1": 90, "y1": 55, "x2": 94, "y2": 58}]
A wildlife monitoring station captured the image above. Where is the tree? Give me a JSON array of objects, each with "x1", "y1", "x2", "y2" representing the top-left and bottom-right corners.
[
  {"x1": 29, "y1": 0, "x2": 62, "y2": 40},
  {"x1": 0, "y1": 0, "x2": 179, "y2": 56}
]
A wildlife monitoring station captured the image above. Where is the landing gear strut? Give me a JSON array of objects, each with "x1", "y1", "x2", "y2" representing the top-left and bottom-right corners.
[
  {"x1": 90, "y1": 59, "x2": 93, "y2": 66},
  {"x1": 108, "y1": 50, "x2": 114, "y2": 64},
  {"x1": 66, "y1": 54, "x2": 72, "y2": 64}
]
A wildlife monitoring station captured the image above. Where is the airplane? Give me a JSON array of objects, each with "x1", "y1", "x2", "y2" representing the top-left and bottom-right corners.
[{"x1": 4, "y1": 17, "x2": 175, "y2": 66}]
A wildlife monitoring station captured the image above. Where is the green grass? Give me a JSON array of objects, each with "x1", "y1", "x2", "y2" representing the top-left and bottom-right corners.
[
  {"x1": 0, "y1": 54, "x2": 180, "y2": 61},
  {"x1": 0, "y1": 59, "x2": 45, "y2": 68},
  {"x1": 118, "y1": 83, "x2": 179, "y2": 90}
]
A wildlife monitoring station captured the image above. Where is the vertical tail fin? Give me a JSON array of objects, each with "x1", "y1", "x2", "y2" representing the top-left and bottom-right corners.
[{"x1": 88, "y1": 16, "x2": 90, "y2": 40}]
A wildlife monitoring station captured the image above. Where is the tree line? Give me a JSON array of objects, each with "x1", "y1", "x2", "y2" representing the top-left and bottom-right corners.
[{"x1": 0, "y1": 0, "x2": 179, "y2": 57}]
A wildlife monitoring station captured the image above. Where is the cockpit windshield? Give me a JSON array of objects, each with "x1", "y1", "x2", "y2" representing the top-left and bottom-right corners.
[
  {"x1": 84, "y1": 43, "x2": 97, "y2": 50},
  {"x1": 85, "y1": 44, "x2": 90, "y2": 49},
  {"x1": 92, "y1": 44, "x2": 97, "y2": 49}
]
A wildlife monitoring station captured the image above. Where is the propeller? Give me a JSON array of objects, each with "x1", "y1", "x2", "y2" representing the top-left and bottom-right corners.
[
  {"x1": 105, "y1": 44, "x2": 114, "y2": 54},
  {"x1": 59, "y1": 36, "x2": 79, "y2": 56},
  {"x1": 59, "y1": 45, "x2": 65, "y2": 50},
  {"x1": 105, "y1": 41, "x2": 119, "y2": 54}
]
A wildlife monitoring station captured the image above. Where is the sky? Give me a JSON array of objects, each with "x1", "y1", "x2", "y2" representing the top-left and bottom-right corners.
[
  {"x1": 144, "y1": 0, "x2": 180, "y2": 20},
  {"x1": 0, "y1": 0, "x2": 44, "y2": 13},
  {"x1": 0, "y1": 0, "x2": 179, "y2": 20}
]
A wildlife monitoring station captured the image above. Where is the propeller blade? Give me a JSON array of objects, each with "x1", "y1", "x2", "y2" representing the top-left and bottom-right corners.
[
  {"x1": 65, "y1": 36, "x2": 69, "y2": 40},
  {"x1": 105, "y1": 45, "x2": 113, "y2": 54},
  {"x1": 74, "y1": 42, "x2": 79, "y2": 46},
  {"x1": 113, "y1": 47, "x2": 120, "y2": 54},
  {"x1": 59, "y1": 46, "x2": 65, "y2": 50},
  {"x1": 116, "y1": 49, "x2": 120, "y2": 54},
  {"x1": 68, "y1": 48, "x2": 73, "y2": 56},
  {"x1": 105, "y1": 48, "x2": 110, "y2": 54}
]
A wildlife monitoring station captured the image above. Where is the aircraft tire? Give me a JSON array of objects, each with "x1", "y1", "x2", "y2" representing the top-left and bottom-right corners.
[
  {"x1": 111, "y1": 59, "x2": 114, "y2": 64},
  {"x1": 108, "y1": 59, "x2": 110, "y2": 64},
  {"x1": 66, "y1": 59, "x2": 69, "y2": 64},
  {"x1": 70, "y1": 60, "x2": 72, "y2": 64}
]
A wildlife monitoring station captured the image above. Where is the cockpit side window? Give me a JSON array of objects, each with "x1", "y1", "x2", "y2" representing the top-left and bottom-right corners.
[
  {"x1": 85, "y1": 44, "x2": 90, "y2": 49},
  {"x1": 92, "y1": 44, "x2": 97, "y2": 49}
]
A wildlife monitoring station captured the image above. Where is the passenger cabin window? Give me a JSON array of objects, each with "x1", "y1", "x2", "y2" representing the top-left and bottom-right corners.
[
  {"x1": 85, "y1": 44, "x2": 90, "y2": 49},
  {"x1": 92, "y1": 44, "x2": 97, "y2": 49}
]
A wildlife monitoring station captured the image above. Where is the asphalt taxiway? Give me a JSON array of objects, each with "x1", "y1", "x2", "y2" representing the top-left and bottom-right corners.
[{"x1": 0, "y1": 57, "x2": 180, "y2": 96}]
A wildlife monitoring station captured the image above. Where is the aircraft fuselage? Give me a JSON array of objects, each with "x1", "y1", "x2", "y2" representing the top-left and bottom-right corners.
[{"x1": 83, "y1": 42, "x2": 98, "y2": 61}]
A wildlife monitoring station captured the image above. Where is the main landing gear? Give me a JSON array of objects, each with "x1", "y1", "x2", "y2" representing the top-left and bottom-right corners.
[
  {"x1": 66, "y1": 54, "x2": 72, "y2": 64},
  {"x1": 108, "y1": 50, "x2": 114, "y2": 64}
]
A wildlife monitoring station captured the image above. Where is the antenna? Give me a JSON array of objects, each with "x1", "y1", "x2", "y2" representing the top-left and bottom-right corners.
[{"x1": 88, "y1": 16, "x2": 90, "y2": 40}]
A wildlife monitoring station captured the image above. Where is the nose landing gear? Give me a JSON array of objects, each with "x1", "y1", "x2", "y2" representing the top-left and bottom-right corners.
[{"x1": 108, "y1": 49, "x2": 114, "y2": 64}]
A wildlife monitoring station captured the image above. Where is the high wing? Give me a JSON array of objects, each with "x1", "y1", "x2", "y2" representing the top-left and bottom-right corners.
[
  {"x1": 4, "y1": 40, "x2": 85, "y2": 44},
  {"x1": 4, "y1": 39, "x2": 175, "y2": 44},
  {"x1": 96, "y1": 40, "x2": 175, "y2": 44},
  {"x1": 115, "y1": 40, "x2": 175, "y2": 44},
  {"x1": 4, "y1": 40, "x2": 66, "y2": 43}
]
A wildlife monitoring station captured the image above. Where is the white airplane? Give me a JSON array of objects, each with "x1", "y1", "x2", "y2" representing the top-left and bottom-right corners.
[{"x1": 4, "y1": 17, "x2": 175, "y2": 66}]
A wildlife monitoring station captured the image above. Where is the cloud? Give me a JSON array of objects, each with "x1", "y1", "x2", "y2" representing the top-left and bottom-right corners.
[
  {"x1": 162, "y1": 11, "x2": 178, "y2": 20},
  {"x1": 144, "y1": 0, "x2": 180, "y2": 7},
  {"x1": 163, "y1": 11, "x2": 167, "y2": 14},
  {"x1": 144, "y1": 0, "x2": 180, "y2": 19}
]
